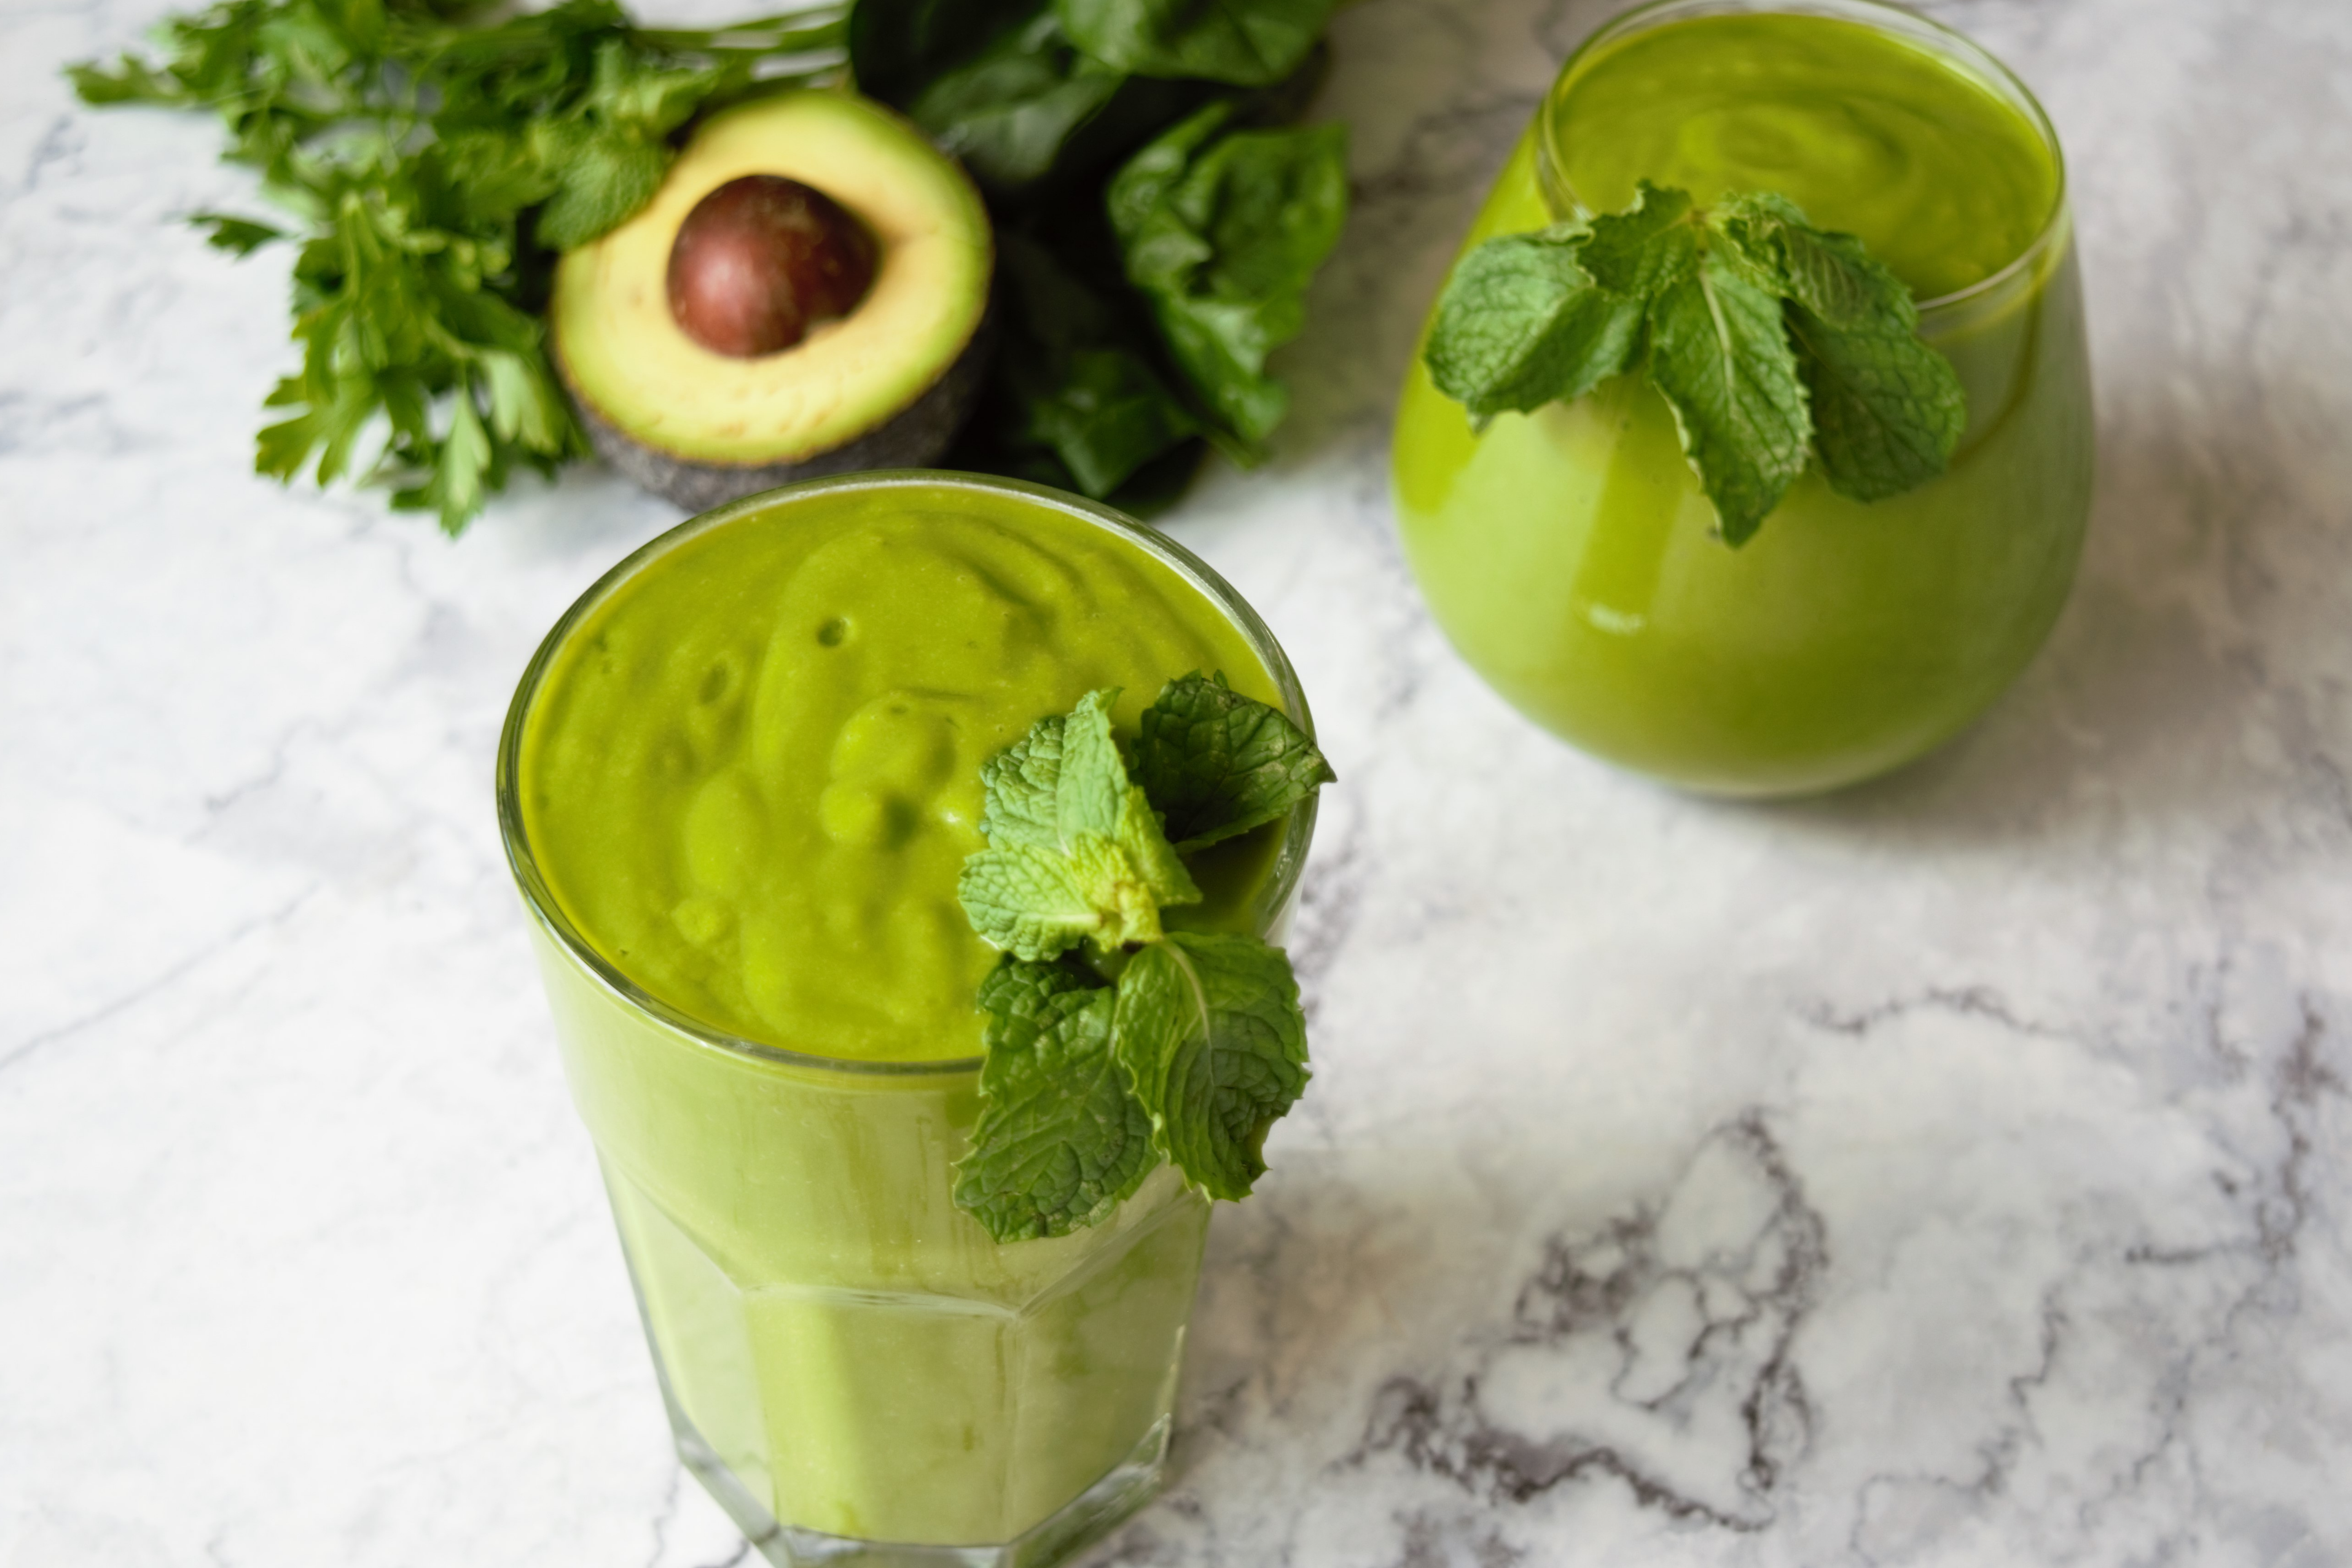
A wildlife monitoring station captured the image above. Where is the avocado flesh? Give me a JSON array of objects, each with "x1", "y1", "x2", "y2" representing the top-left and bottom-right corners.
[{"x1": 552, "y1": 91, "x2": 993, "y2": 505}]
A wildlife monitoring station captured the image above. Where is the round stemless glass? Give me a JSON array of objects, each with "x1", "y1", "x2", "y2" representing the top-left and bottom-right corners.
[
  {"x1": 497, "y1": 472, "x2": 1318, "y2": 1568},
  {"x1": 1392, "y1": 0, "x2": 2094, "y2": 796}
]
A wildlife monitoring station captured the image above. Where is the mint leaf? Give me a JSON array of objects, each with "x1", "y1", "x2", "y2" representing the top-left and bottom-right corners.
[
  {"x1": 979, "y1": 710, "x2": 1069, "y2": 848},
  {"x1": 1644, "y1": 251, "x2": 1811, "y2": 546},
  {"x1": 1712, "y1": 191, "x2": 1908, "y2": 326},
  {"x1": 1113, "y1": 931, "x2": 1308, "y2": 1200},
  {"x1": 1053, "y1": 688, "x2": 1137, "y2": 840},
  {"x1": 962, "y1": 690, "x2": 1201, "y2": 960},
  {"x1": 1710, "y1": 190, "x2": 1965, "y2": 504},
  {"x1": 960, "y1": 835, "x2": 1169, "y2": 958},
  {"x1": 1574, "y1": 180, "x2": 1700, "y2": 297},
  {"x1": 1423, "y1": 181, "x2": 1967, "y2": 543},
  {"x1": 1421, "y1": 181, "x2": 1704, "y2": 427},
  {"x1": 1421, "y1": 227, "x2": 1645, "y2": 425},
  {"x1": 1135, "y1": 671, "x2": 1334, "y2": 852},
  {"x1": 954, "y1": 957, "x2": 1160, "y2": 1241},
  {"x1": 1786, "y1": 309, "x2": 1966, "y2": 503}
]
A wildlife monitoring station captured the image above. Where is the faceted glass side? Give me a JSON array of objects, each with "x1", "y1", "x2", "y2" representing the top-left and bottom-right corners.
[
  {"x1": 604, "y1": 1158, "x2": 1207, "y2": 1561},
  {"x1": 524, "y1": 914, "x2": 1210, "y2": 1564}
]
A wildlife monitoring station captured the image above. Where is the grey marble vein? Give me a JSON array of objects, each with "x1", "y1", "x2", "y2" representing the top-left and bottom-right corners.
[{"x1": 5, "y1": 0, "x2": 2351, "y2": 1564}]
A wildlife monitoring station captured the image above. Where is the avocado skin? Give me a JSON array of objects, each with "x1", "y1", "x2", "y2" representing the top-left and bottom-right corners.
[{"x1": 569, "y1": 318, "x2": 995, "y2": 512}]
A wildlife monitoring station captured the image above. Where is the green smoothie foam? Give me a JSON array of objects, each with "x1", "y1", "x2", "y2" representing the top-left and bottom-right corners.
[
  {"x1": 505, "y1": 477, "x2": 1299, "y2": 1547},
  {"x1": 522, "y1": 482, "x2": 1283, "y2": 1061},
  {"x1": 1394, "y1": 5, "x2": 2094, "y2": 795}
]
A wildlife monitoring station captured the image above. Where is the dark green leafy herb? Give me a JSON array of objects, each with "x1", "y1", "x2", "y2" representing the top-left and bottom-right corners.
[
  {"x1": 855, "y1": 0, "x2": 1348, "y2": 501},
  {"x1": 1108, "y1": 100, "x2": 1348, "y2": 446},
  {"x1": 845, "y1": 0, "x2": 1035, "y2": 105},
  {"x1": 1645, "y1": 251, "x2": 1809, "y2": 546},
  {"x1": 1112, "y1": 930, "x2": 1309, "y2": 1200},
  {"x1": 1134, "y1": 670, "x2": 1334, "y2": 852},
  {"x1": 69, "y1": 0, "x2": 846, "y2": 533},
  {"x1": 960, "y1": 688, "x2": 1201, "y2": 960},
  {"x1": 1057, "y1": 0, "x2": 1335, "y2": 87},
  {"x1": 971, "y1": 234, "x2": 1201, "y2": 497},
  {"x1": 952, "y1": 957, "x2": 1156, "y2": 1240},
  {"x1": 951, "y1": 678, "x2": 1328, "y2": 1240},
  {"x1": 191, "y1": 212, "x2": 287, "y2": 255},
  {"x1": 905, "y1": 11, "x2": 1127, "y2": 192},
  {"x1": 75, "y1": 0, "x2": 1351, "y2": 528},
  {"x1": 1422, "y1": 180, "x2": 1965, "y2": 544},
  {"x1": 1712, "y1": 191, "x2": 1968, "y2": 503}
]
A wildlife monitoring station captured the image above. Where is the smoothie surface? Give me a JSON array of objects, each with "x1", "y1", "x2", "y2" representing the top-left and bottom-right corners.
[
  {"x1": 1549, "y1": 12, "x2": 2059, "y2": 298},
  {"x1": 519, "y1": 481, "x2": 1284, "y2": 1061}
]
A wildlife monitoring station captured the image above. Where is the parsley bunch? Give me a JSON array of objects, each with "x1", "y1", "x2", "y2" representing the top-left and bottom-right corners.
[
  {"x1": 70, "y1": 0, "x2": 847, "y2": 532},
  {"x1": 951, "y1": 674, "x2": 1335, "y2": 1241},
  {"x1": 1423, "y1": 181, "x2": 1967, "y2": 544}
]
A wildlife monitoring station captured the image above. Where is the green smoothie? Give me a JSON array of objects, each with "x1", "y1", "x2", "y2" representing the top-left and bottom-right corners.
[
  {"x1": 1393, "y1": 1, "x2": 2094, "y2": 795},
  {"x1": 500, "y1": 475, "x2": 1309, "y2": 1553}
]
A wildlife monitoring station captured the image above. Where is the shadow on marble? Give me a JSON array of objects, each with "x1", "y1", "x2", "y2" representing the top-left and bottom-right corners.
[{"x1": 1705, "y1": 379, "x2": 2350, "y2": 856}]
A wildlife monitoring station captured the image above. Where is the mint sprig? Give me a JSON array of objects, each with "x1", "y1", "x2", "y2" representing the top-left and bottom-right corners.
[
  {"x1": 1134, "y1": 671, "x2": 1337, "y2": 853},
  {"x1": 958, "y1": 689, "x2": 1201, "y2": 960},
  {"x1": 1114, "y1": 931, "x2": 1310, "y2": 1201},
  {"x1": 1423, "y1": 180, "x2": 1966, "y2": 545},
  {"x1": 952, "y1": 676, "x2": 1334, "y2": 1241},
  {"x1": 952, "y1": 958, "x2": 1156, "y2": 1241}
]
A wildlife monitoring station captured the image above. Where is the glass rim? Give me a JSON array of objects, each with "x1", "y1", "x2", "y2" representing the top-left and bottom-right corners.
[
  {"x1": 1535, "y1": 0, "x2": 2071, "y2": 314},
  {"x1": 495, "y1": 468, "x2": 1322, "y2": 1081}
]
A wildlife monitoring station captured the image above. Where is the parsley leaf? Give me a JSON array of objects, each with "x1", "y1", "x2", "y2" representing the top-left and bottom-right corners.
[
  {"x1": 68, "y1": 0, "x2": 847, "y2": 534},
  {"x1": 1420, "y1": 181, "x2": 1966, "y2": 544},
  {"x1": 953, "y1": 956, "x2": 1159, "y2": 1241},
  {"x1": 1134, "y1": 671, "x2": 1334, "y2": 851},
  {"x1": 960, "y1": 690, "x2": 1200, "y2": 960},
  {"x1": 1112, "y1": 931, "x2": 1308, "y2": 1200},
  {"x1": 190, "y1": 212, "x2": 286, "y2": 256}
]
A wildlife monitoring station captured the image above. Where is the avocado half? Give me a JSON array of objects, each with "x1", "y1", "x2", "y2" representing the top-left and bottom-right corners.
[{"x1": 550, "y1": 91, "x2": 994, "y2": 511}]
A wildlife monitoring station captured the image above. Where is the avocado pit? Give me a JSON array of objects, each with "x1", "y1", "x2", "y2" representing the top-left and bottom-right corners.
[{"x1": 666, "y1": 175, "x2": 878, "y2": 358}]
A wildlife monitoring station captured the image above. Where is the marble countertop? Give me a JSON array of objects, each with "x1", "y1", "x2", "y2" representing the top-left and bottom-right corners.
[{"x1": 6, "y1": 0, "x2": 2350, "y2": 1563}]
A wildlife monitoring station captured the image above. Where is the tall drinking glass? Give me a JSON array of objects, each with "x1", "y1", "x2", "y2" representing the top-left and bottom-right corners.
[
  {"x1": 1393, "y1": 0, "x2": 2093, "y2": 795},
  {"x1": 497, "y1": 474, "x2": 1318, "y2": 1566}
]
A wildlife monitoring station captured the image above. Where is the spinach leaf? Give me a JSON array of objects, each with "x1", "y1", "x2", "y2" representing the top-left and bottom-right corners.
[
  {"x1": 848, "y1": 0, "x2": 1038, "y2": 105},
  {"x1": 1056, "y1": 0, "x2": 1334, "y2": 87},
  {"x1": 1108, "y1": 100, "x2": 1348, "y2": 445},
  {"x1": 906, "y1": 11, "x2": 1129, "y2": 192},
  {"x1": 958, "y1": 234, "x2": 1204, "y2": 497}
]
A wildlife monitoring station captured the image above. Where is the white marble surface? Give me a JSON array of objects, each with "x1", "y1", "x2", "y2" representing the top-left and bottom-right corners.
[{"x1": 6, "y1": 0, "x2": 2352, "y2": 1563}]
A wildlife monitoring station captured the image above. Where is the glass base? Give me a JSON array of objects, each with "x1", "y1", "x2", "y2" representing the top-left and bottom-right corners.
[{"x1": 665, "y1": 1392, "x2": 1171, "y2": 1568}]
